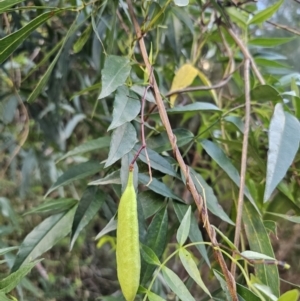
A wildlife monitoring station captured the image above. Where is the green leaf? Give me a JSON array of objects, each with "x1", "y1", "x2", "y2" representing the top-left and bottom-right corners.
[
  {"x1": 179, "y1": 248, "x2": 211, "y2": 297},
  {"x1": 57, "y1": 137, "x2": 110, "y2": 162},
  {"x1": 224, "y1": 116, "x2": 245, "y2": 133},
  {"x1": 105, "y1": 122, "x2": 137, "y2": 168},
  {"x1": 11, "y1": 206, "x2": 77, "y2": 272},
  {"x1": 226, "y1": 7, "x2": 248, "y2": 29},
  {"x1": 73, "y1": 24, "x2": 92, "y2": 53},
  {"x1": 89, "y1": 170, "x2": 121, "y2": 186},
  {"x1": 266, "y1": 212, "x2": 300, "y2": 223},
  {"x1": 98, "y1": 55, "x2": 131, "y2": 99},
  {"x1": 71, "y1": 82, "x2": 102, "y2": 98},
  {"x1": 236, "y1": 85, "x2": 282, "y2": 103},
  {"x1": 166, "y1": 102, "x2": 221, "y2": 114},
  {"x1": 278, "y1": 289, "x2": 299, "y2": 301},
  {"x1": 133, "y1": 144, "x2": 178, "y2": 178},
  {"x1": 70, "y1": 187, "x2": 105, "y2": 250},
  {"x1": 147, "y1": 291, "x2": 166, "y2": 301},
  {"x1": 189, "y1": 169, "x2": 235, "y2": 225},
  {"x1": 240, "y1": 250, "x2": 276, "y2": 261},
  {"x1": 176, "y1": 206, "x2": 191, "y2": 245},
  {"x1": 24, "y1": 198, "x2": 78, "y2": 216},
  {"x1": 147, "y1": 128, "x2": 194, "y2": 153},
  {"x1": 200, "y1": 140, "x2": 258, "y2": 211},
  {"x1": 141, "y1": 207, "x2": 168, "y2": 284},
  {"x1": 263, "y1": 220, "x2": 277, "y2": 236},
  {"x1": 173, "y1": 202, "x2": 210, "y2": 266},
  {"x1": 107, "y1": 86, "x2": 141, "y2": 131},
  {"x1": 138, "y1": 174, "x2": 182, "y2": 202},
  {"x1": 0, "y1": 293, "x2": 16, "y2": 301},
  {"x1": 140, "y1": 244, "x2": 161, "y2": 266},
  {"x1": 237, "y1": 283, "x2": 261, "y2": 301},
  {"x1": 249, "y1": 0, "x2": 284, "y2": 25},
  {"x1": 248, "y1": 37, "x2": 294, "y2": 47},
  {"x1": 243, "y1": 201, "x2": 279, "y2": 297},
  {"x1": 212, "y1": 226, "x2": 237, "y2": 251},
  {"x1": 213, "y1": 270, "x2": 233, "y2": 301},
  {"x1": 161, "y1": 266, "x2": 195, "y2": 301},
  {"x1": 130, "y1": 85, "x2": 155, "y2": 103},
  {"x1": 45, "y1": 161, "x2": 104, "y2": 197},
  {"x1": 0, "y1": 10, "x2": 63, "y2": 64},
  {"x1": 27, "y1": 13, "x2": 81, "y2": 103},
  {"x1": 0, "y1": 246, "x2": 18, "y2": 256},
  {"x1": 264, "y1": 104, "x2": 300, "y2": 202},
  {"x1": 139, "y1": 191, "x2": 165, "y2": 219},
  {"x1": 173, "y1": 0, "x2": 189, "y2": 7},
  {"x1": 95, "y1": 215, "x2": 117, "y2": 240},
  {"x1": 0, "y1": 260, "x2": 41, "y2": 293},
  {"x1": 0, "y1": 0, "x2": 25, "y2": 13}
]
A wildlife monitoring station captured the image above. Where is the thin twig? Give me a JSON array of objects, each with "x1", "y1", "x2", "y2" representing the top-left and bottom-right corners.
[
  {"x1": 231, "y1": 58, "x2": 251, "y2": 276},
  {"x1": 165, "y1": 74, "x2": 232, "y2": 97},
  {"x1": 227, "y1": 27, "x2": 265, "y2": 85},
  {"x1": 267, "y1": 19, "x2": 300, "y2": 36},
  {"x1": 125, "y1": 1, "x2": 238, "y2": 300},
  {"x1": 130, "y1": 73, "x2": 153, "y2": 184}
]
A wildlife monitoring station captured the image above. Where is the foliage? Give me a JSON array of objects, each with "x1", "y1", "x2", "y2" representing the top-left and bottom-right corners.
[{"x1": 1, "y1": 0, "x2": 300, "y2": 300}]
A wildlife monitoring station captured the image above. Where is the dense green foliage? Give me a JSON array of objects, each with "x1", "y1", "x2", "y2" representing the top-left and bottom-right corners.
[{"x1": 1, "y1": 0, "x2": 300, "y2": 300}]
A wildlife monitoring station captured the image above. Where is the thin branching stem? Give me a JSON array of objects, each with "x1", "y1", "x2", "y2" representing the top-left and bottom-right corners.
[
  {"x1": 125, "y1": 1, "x2": 238, "y2": 300},
  {"x1": 231, "y1": 58, "x2": 251, "y2": 276}
]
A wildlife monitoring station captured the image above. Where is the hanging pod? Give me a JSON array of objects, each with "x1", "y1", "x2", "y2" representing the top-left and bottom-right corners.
[{"x1": 116, "y1": 168, "x2": 140, "y2": 301}]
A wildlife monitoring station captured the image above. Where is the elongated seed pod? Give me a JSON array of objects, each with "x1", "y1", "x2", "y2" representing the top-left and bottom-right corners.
[{"x1": 116, "y1": 169, "x2": 140, "y2": 301}]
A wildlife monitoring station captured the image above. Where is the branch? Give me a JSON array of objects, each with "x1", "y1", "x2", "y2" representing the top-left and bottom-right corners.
[
  {"x1": 165, "y1": 74, "x2": 232, "y2": 97},
  {"x1": 227, "y1": 27, "x2": 265, "y2": 85},
  {"x1": 125, "y1": 2, "x2": 238, "y2": 300},
  {"x1": 231, "y1": 58, "x2": 251, "y2": 276}
]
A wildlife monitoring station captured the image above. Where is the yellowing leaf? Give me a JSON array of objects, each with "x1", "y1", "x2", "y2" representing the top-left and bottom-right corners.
[
  {"x1": 169, "y1": 64, "x2": 219, "y2": 107},
  {"x1": 197, "y1": 70, "x2": 218, "y2": 105},
  {"x1": 169, "y1": 64, "x2": 198, "y2": 107}
]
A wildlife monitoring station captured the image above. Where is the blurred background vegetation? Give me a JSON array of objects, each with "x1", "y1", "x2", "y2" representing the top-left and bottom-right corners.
[{"x1": 1, "y1": 0, "x2": 300, "y2": 300}]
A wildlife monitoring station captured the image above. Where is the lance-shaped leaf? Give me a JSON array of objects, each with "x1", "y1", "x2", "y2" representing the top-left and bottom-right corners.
[
  {"x1": 189, "y1": 169, "x2": 235, "y2": 225},
  {"x1": 57, "y1": 136, "x2": 110, "y2": 162},
  {"x1": 11, "y1": 206, "x2": 77, "y2": 272},
  {"x1": 173, "y1": 202, "x2": 210, "y2": 266},
  {"x1": 133, "y1": 144, "x2": 178, "y2": 178},
  {"x1": 161, "y1": 266, "x2": 195, "y2": 301},
  {"x1": 0, "y1": 10, "x2": 63, "y2": 64},
  {"x1": 138, "y1": 174, "x2": 182, "y2": 202},
  {"x1": 107, "y1": 86, "x2": 141, "y2": 131},
  {"x1": 139, "y1": 191, "x2": 165, "y2": 219},
  {"x1": 105, "y1": 122, "x2": 137, "y2": 168},
  {"x1": 89, "y1": 170, "x2": 121, "y2": 186},
  {"x1": 70, "y1": 187, "x2": 105, "y2": 250},
  {"x1": 0, "y1": 0, "x2": 25, "y2": 13},
  {"x1": 264, "y1": 103, "x2": 300, "y2": 202},
  {"x1": 27, "y1": 14, "x2": 83, "y2": 103},
  {"x1": 98, "y1": 55, "x2": 131, "y2": 99},
  {"x1": 141, "y1": 207, "x2": 168, "y2": 284},
  {"x1": 0, "y1": 260, "x2": 41, "y2": 293},
  {"x1": 179, "y1": 248, "x2": 211, "y2": 297},
  {"x1": 243, "y1": 201, "x2": 279, "y2": 297},
  {"x1": 176, "y1": 206, "x2": 191, "y2": 245},
  {"x1": 249, "y1": 0, "x2": 283, "y2": 25},
  {"x1": 167, "y1": 102, "x2": 221, "y2": 114},
  {"x1": 45, "y1": 161, "x2": 104, "y2": 197},
  {"x1": 200, "y1": 139, "x2": 258, "y2": 211},
  {"x1": 147, "y1": 291, "x2": 166, "y2": 301}
]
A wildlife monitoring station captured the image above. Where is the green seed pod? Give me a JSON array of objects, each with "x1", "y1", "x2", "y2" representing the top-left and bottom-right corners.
[{"x1": 116, "y1": 169, "x2": 140, "y2": 301}]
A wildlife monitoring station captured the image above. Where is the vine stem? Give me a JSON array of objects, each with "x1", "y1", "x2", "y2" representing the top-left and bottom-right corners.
[
  {"x1": 231, "y1": 58, "x2": 251, "y2": 276},
  {"x1": 125, "y1": 1, "x2": 238, "y2": 300}
]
